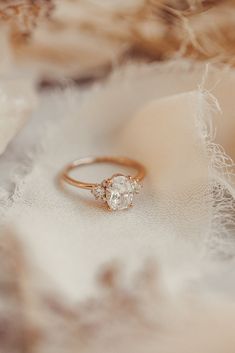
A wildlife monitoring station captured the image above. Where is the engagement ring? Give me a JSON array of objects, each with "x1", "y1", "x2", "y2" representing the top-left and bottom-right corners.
[{"x1": 61, "y1": 156, "x2": 146, "y2": 211}]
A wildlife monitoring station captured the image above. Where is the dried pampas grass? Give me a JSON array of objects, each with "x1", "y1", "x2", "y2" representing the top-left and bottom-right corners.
[
  {"x1": 0, "y1": 0, "x2": 53, "y2": 33},
  {"x1": 1, "y1": 0, "x2": 235, "y2": 82}
]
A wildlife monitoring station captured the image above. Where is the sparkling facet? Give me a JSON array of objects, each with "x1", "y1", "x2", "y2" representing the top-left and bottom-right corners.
[{"x1": 106, "y1": 175, "x2": 134, "y2": 211}]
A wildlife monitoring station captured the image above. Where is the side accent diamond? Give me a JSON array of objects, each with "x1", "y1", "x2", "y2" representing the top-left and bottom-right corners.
[
  {"x1": 91, "y1": 185, "x2": 106, "y2": 200},
  {"x1": 130, "y1": 178, "x2": 142, "y2": 194}
]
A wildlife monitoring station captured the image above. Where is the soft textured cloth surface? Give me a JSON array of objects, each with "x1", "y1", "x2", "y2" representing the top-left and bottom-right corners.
[
  {"x1": 0, "y1": 61, "x2": 235, "y2": 353},
  {"x1": 1, "y1": 61, "x2": 234, "y2": 302}
]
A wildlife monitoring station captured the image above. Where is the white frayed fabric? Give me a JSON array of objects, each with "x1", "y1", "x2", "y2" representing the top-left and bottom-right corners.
[
  {"x1": 0, "y1": 61, "x2": 235, "y2": 352},
  {"x1": 0, "y1": 61, "x2": 234, "y2": 297},
  {"x1": 0, "y1": 78, "x2": 37, "y2": 156}
]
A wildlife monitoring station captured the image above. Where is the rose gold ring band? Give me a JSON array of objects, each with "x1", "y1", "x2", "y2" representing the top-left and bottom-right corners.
[{"x1": 62, "y1": 156, "x2": 146, "y2": 190}]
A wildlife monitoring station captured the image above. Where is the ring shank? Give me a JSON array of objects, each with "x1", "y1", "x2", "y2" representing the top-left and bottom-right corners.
[{"x1": 62, "y1": 156, "x2": 146, "y2": 190}]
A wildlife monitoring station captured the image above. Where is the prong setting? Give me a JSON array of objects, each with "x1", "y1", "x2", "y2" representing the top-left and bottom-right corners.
[{"x1": 91, "y1": 174, "x2": 143, "y2": 211}]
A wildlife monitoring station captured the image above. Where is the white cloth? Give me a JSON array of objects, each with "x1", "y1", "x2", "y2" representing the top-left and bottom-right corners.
[{"x1": 1, "y1": 61, "x2": 235, "y2": 303}]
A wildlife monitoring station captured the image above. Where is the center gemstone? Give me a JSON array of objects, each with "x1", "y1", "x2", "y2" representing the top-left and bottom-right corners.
[{"x1": 106, "y1": 175, "x2": 134, "y2": 211}]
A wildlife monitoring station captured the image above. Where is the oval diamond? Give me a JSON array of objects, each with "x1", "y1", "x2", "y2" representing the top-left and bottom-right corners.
[{"x1": 106, "y1": 175, "x2": 134, "y2": 211}]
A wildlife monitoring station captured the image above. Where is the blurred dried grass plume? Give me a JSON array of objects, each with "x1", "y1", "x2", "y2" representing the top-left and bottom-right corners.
[
  {"x1": 1, "y1": 230, "x2": 235, "y2": 353},
  {"x1": 1, "y1": 0, "x2": 235, "y2": 83}
]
